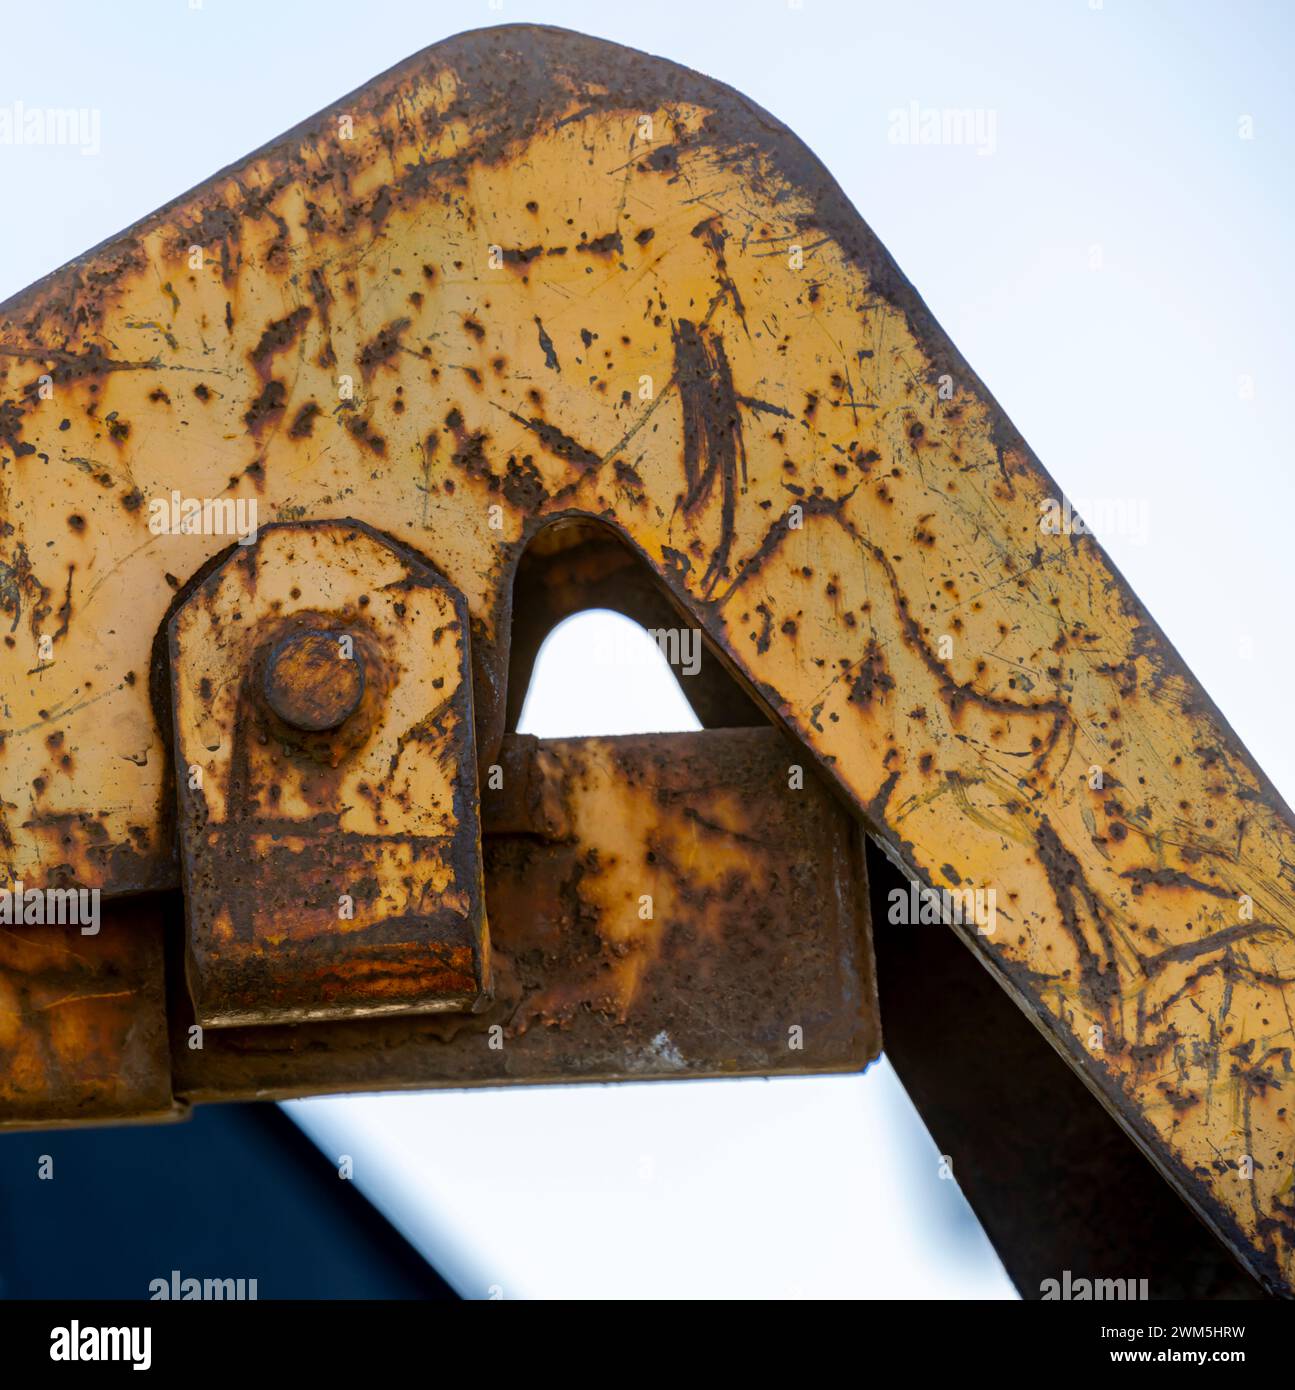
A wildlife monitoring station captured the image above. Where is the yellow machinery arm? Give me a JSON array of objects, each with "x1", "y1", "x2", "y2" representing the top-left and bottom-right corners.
[{"x1": 0, "y1": 25, "x2": 1291, "y2": 1294}]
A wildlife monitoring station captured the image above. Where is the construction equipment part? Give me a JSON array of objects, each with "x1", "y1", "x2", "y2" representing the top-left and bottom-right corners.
[
  {"x1": 0, "y1": 25, "x2": 1291, "y2": 1295},
  {"x1": 176, "y1": 727, "x2": 877, "y2": 1099},
  {"x1": 169, "y1": 519, "x2": 488, "y2": 1026}
]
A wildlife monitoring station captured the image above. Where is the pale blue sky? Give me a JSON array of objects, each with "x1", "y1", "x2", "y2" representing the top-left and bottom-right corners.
[{"x1": 4, "y1": 0, "x2": 1291, "y2": 1297}]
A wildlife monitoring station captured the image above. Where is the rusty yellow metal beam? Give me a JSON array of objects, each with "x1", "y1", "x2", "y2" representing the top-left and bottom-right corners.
[
  {"x1": 0, "y1": 898, "x2": 176, "y2": 1129},
  {"x1": 0, "y1": 729, "x2": 876, "y2": 1118},
  {"x1": 0, "y1": 25, "x2": 1291, "y2": 1291},
  {"x1": 176, "y1": 728, "x2": 878, "y2": 1099}
]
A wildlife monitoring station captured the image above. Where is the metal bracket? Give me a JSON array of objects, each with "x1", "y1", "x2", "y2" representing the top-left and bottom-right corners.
[
  {"x1": 168, "y1": 519, "x2": 489, "y2": 1026},
  {"x1": 173, "y1": 728, "x2": 879, "y2": 1096}
]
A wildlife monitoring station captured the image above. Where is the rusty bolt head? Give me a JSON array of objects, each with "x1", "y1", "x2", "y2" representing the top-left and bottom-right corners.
[{"x1": 262, "y1": 629, "x2": 365, "y2": 732}]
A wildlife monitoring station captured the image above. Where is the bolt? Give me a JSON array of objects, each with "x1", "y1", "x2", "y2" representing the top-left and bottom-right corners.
[{"x1": 262, "y1": 629, "x2": 365, "y2": 733}]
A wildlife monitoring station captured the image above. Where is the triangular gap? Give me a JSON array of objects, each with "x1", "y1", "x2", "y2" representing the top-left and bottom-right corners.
[{"x1": 505, "y1": 521, "x2": 767, "y2": 738}]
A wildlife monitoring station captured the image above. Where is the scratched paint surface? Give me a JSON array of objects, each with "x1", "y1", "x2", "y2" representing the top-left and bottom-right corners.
[{"x1": 0, "y1": 25, "x2": 1291, "y2": 1289}]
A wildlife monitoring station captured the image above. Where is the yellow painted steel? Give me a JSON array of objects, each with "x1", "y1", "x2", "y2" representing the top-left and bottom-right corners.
[
  {"x1": 169, "y1": 521, "x2": 488, "y2": 1026},
  {"x1": 0, "y1": 26, "x2": 1291, "y2": 1290}
]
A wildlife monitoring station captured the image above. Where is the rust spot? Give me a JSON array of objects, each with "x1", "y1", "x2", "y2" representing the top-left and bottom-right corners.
[
  {"x1": 289, "y1": 402, "x2": 321, "y2": 438},
  {"x1": 244, "y1": 380, "x2": 286, "y2": 431},
  {"x1": 359, "y1": 318, "x2": 411, "y2": 369},
  {"x1": 250, "y1": 305, "x2": 311, "y2": 372}
]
